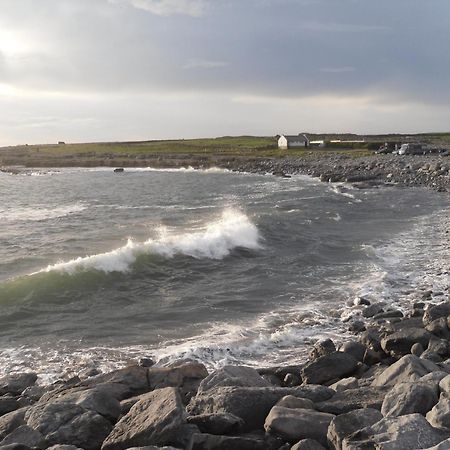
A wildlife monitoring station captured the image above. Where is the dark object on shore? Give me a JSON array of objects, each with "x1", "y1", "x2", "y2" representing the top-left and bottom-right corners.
[
  {"x1": 273, "y1": 170, "x2": 291, "y2": 178},
  {"x1": 114, "y1": 168, "x2": 124, "y2": 173}
]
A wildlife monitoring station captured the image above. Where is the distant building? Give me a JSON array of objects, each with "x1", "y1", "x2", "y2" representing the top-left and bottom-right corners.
[
  {"x1": 58, "y1": 141, "x2": 66, "y2": 145},
  {"x1": 309, "y1": 140, "x2": 325, "y2": 147},
  {"x1": 278, "y1": 134, "x2": 309, "y2": 149}
]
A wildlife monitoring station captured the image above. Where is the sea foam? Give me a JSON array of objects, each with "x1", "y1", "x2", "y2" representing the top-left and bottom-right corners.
[{"x1": 38, "y1": 209, "x2": 260, "y2": 274}]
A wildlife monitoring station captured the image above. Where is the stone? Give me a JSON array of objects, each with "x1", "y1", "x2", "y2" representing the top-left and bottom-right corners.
[
  {"x1": 348, "y1": 321, "x2": 366, "y2": 333},
  {"x1": 47, "y1": 446, "x2": 84, "y2": 450},
  {"x1": 359, "y1": 329, "x2": 383, "y2": 352},
  {"x1": 426, "y1": 395, "x2": 450, "y2": 429},
  {"x1": 188, "y1": 432, "x2": 280, "y2": 450},
  {"x1": 372, "y1": 355, "x2": 441, "y2": 387},
  {"x1": 339, "y1": 341, "x2": 366, "y2": 362},
  {"x1": 381, "y1": 382, "x2": 438, "y2": 417},
  {"x1": 424, "y1": 303, "x2": 450, "y2": 326},
  {"x1": 301, "y1": 352, "x2": 358, "y2": 385},
  {"x1": 373, "y1": 309, "x2": 404, "y2": 320},
  {"x1": 101, "y1": 387, "x2": 187, "y2": 450},
  {"x1": 0, "y1": 425, "x2": 46, "y2": 449},
  {"x1": 283, "y1": 373, "x2": 301, "y2": 387},
  {"x1": 362, "y1": 303, "x2": 385, "y2": 318},
  {"x1": 264, "y1": 406, "x2": 334, "y2": 445},
  {"x1": 0, "y1": 375, "x2": 37, "y2": 397},
  {"x1": 422, "y1": 351, "x2": 443, "y2": 363},
  {"x1": 422, "y1": 438, "x2": 450, "y2": 449},
  {"x1": 309, "y1": 339, "x2": 336, "y2": 360},
  {"x1": 428, "y1": 336, "x2": 450, "y2": 357},
  {"x1": 25, "y1": 402, "x2": 111, "y2": 450},
  {"x1": 187, "y1": 386, "x2": 334, "y2": 432},
  {"x1": 439, "y1": 374, "x2": 450, "y2": 395},
  {"x1": 381, "y1": 328, "x2": 432, "y2": 358},
  {"x1": 20, "y1": 386, "x2": 46, "y2": 402},
  {"x1": 327, "y1": 408, "x2": 382, "y2": 450},
  {"x1": 197, "y1": 366, "x2": 269, "y2": 393},
  {"x1": 315, "y1": 386, "x2": 389, "y2": 415},
  {"x1": 138, "y1": 357, "x2": 155, "y2": 367},
  {"x1": 353, "y1": 296, "x2": 371, "y2": 306},
  {"x1": 0, "y1": 398, "x2": 20, "y2": 417},
  {"x1": 343, "y1": 414, "x2": 447, "y2": 449},
  {"x1": 330, "y1": 377, "x2": 358, "y2": 392},
  {"x1": 187, "y1": 413, "x2": 244, "y2": 435},
  {"x1": 291, "y1": 439, "x2": 326, "y2": 450},
  {"x1": 411, "y1": 342, "x2": 425, "y2": 356},
  {"x1": 426, "y1": 318, "x2": 450, "y2": 339},
  {"x1": 0, "y1": 408, "x2": 29, "y2": 441},
  {"x1": 276, "y1": 396, "x2": 315, "y2": 410},
  {"x1": 421, "y1": 372, "x2": 448, "y2": 385}
]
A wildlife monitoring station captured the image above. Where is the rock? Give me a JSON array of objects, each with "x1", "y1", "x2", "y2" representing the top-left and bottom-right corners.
[
  {"x1": 426, "y1": 395, "x2": 450, "y2": 429},
  {"x1": 373, "y1": 309, "x2": 404, "y2": 320},
  {"x1": 187, "y1": 413, "x2": 244, "y2": 435},
  {"x1": 309, "y1": 339, "x2": 336, "y2": 360},
  {"x1": 359, "y1": 329, "x2": 383, "y2": 352},
  {"x1": 372, "y1": 355, "x2": 442, "y2": 387},
  {"x1": 101, "y1": 387, "x2": 187, "y2": 450},
  {"x1": 20, "y1": 386, "x2": 46, "y2": 402},
  {"x1": 330, "y1": 377, "x2": 358, "y2": 392},
  {"x1": 421, "y1": 371, "x2": 448, "y2": 385},
  {"x1": 426, "y1": 318, "x2": 450, "y2": 339},
  {"x1": 315, "y1": 386, "x2": 389, "y2": 415},
  {"x1": 264, "y1": 406, "x2": 334, "y2": 445},
  {"x1": 276, "y1": 396, "x2": 315, "y2": 410},
  {"x1": 347, "y1": 321, "x2": 366, "y2": 333},
  {"x1": 197, "y1": 366, "x2": 269, "y2": 393},
  {"x1": 428, "y1": 336, "x2": 450, "y2": 357},
  {"x1": 188, "y1": 432, "x2": 280, "y2": 450},
  {"x1": 47, "y1": 446, "x2": 84, "y2": 450},
  {"x1": 0, "y1": 398, "x2": 20, "y2": 417},
  {"x1": 339, "y1": 341, "x2": 367, "y2": 362},
  {"x1": 362, "y1": 303, "x2": 385, "y2": 318},
  {"x1": 0, "y1": 408, "x2": 29, "y2": 441},
  {"x1": 301, "y1": 353, "x2": 358, "y2": 385},
  {"x1": 0, "y1": 375, "x2": 37, "y2": 397},
  {"x1": 411, "y1": 342, "x2": 425, "y2": 356},
  {"x1": 138, "y1": 357, "x2": 155, "y2": 368},
  {"x1": 343, "y1": 413, "x2": 447, "y2": 449},
  {"x1": 422, "y1": 438, "x2": 450, "y2": 449},
  {"x1": 439, "y1": 374, "x2": 450, "y2": 395},
  {"x1": 353, "y1": 296, "x2": 371, "y2": 306},
  {"x1": 381, "y1": 382, "x2": 438, "y2": 417},
  {"x1": 0, "y1": 445, "x2": 33, "y2": 450},
  {"x1": 0, "y1": 425, "x2": 46, "y2": 448},
  {"x1": 381, "y1": 328, "x2": 432, "y2": 358},
  {"x1": 283, "y1": 373, "x2": 301, "y2": 387},
  {"x1": 422, "y1": 351, "x2": 444, "y2": 363},
  {"x1": 327, "y1": 408, "x2": 382, "y2": 450},
  {"x1": 25, "y1": 402, "x2": 111, "y2": 450},
  {"x1": 291, "y1": 439, "x2": 326, "y2": 450},
  {"x1": 424, "y1": 303, "x2": 450, "y2": 326},
  {"x1": 187, "y1": 386, "x2": 334, "y2": 432}
]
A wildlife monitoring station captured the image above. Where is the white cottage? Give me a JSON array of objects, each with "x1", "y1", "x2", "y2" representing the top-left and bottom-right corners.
[{"x1": 278, "y1": 134, "x2": 309, "y2": 149}]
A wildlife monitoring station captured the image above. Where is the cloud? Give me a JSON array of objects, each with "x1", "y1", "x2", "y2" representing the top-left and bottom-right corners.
[
  {"x1": 183, "y1": 59, "x2": 229, "y2": 69},
  {"x1": 110, "y1": 0, "x2": 206, "y2": 16}
]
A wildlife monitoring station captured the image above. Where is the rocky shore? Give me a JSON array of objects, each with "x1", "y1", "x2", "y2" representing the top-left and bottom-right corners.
[{"x1": 2, "y1": 287, "x2": 450, "y2": 449}]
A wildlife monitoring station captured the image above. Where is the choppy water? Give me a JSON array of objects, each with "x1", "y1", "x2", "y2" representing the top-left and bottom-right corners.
[{"x1": 0, "y1": 167, "x2": 448, "y2": 382}]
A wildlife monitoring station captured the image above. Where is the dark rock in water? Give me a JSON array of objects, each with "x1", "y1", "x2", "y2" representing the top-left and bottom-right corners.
[
  {"x1": 187, "y1": 413, "x2": 244, "y2": 435},
  {"x1": 411, "y1": 342, "x2": 425, "y2": 357},
  {"x1": 372, "y1": 355, "x2": 441, "y2": 387},
  {"x1": 188, "y1": 432, "x2": 281, "y2": 450},
  {"x1": 0, "y1": 398, "x2": 20, "y2": 417},
  {"x1": 353, "y1": 296, "x2": 371, "y2": 306},
  {"x1": 373, "y1": 309, "x2": 404, "y2": 320},
  {"x1": 342, "y1": 413, "x2": 448, "y2": 449},
  {"x1": 197, "y1": 366, "x2": 269, "y2": 393},
  {"x1": 138, "y1": 357, "x2": 155, "y2": 368},
  {"x1": 0, "y1": 374, "x2": 37, "y2": 397},
  {"x1": 187, "y1": 386, "x2": 334, "y2": 432},
  {"x1": 348, "y1": 321, "x2": 366, "y2": 333},
  {"x1": 291, "y1": 439, "x2": 326, "y2": 450},
  {"x1": 381, "y1": 382, "x2": 438, "y2": 417},
  {"x1": 0, "y1": 425, "x2": 45, "y2": 448},
  {"x1": 283, "y1": 373, "x2": 301, "y2": 387},
  {"x1": 381, "y1": 328, "x2": 432, "y2": 358},
  {"x1": 327, "y1": 408, "x2": 382, "y2": 450},
  {"x1": 362, "y1": 303, "x2": 385, "y2": 318},
  {"x1": 315, "y1": 386, "x2": 389, "y2": 415},
  {"x1": 0, "y1": 408, "x2": 29, "y2": 441},
  {"x1": 309, "y1": 339, "x2": 336, "y2": 360},
  {"x1": 114, "y1": 168, "x2": 124, "y2": 173},
  {"x1": 25, "y1": 402, "x2": 111, "y2": 450},
  {"x1": 264, "y1": 406, "x2": 334, "y2": 445},
  {"x1": 301, "y1": 352, "x2": 358, "y2": 385},
  {"x1": 424, "y1": 303, "x2": 450, "y2": 326},
  {"x1": 101, "y1": 387, "x2": 188, "y2": 450}
]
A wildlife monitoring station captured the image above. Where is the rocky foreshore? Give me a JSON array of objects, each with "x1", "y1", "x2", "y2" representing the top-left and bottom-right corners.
[{"x1": 2, "y1": 287, "x2": 450, "y2": 449}]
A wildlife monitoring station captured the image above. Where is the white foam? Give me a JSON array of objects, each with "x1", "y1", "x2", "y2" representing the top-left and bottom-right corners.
[
  {"x1": 38, "y1": 209, "x2": 261, "y2": 274},
  {"x1": 0, "y1": 204, "x2": 87, "y2": 222}
]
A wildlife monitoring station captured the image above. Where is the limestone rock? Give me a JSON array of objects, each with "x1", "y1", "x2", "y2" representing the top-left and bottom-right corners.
[{"x1": 301, "y1": 353, "x2": 358, "y2": 385}]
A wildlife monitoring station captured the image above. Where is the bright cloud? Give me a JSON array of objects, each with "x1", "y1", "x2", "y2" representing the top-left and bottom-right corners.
[{"x1": 111, "y1": 0, "x2": 206, "y2": 16}]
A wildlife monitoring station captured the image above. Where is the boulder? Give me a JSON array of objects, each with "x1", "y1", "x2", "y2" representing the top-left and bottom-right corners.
[
  {"x1": 276, "y1": 396, "x2": 315, "y2": 410},
  {"x1": 411, "y1": 342, "x2": 425, "y2": 356},
  {"x1": 426, "y1": 395, "x2": 450, "y2": 429},
  {"x1": 264, "y1": 406, "x2": 334, "y2": 445},
  {"x1": 362, "y1": 303, "x2": 385, "y2": 318},
  {"x1": 426, "y1": 318, "x2": 450, "y2": 339},
  {"x1": 187, "y1": 386, "x2": 334, "y2": 432},
  {"x1": 0, "y1": 398, "x2": 20, "y2": 417},
  {"x1": 101, "y1": 387, "x2": 187, "y2": 450},
  {"x1": 381, "y1": 328, "x2": 432, "y2": 358},
  {"x1": 315, "y1": 386, "x2": 389, "y2": 415},
  {"x1": 372, "y1": 355, "x2": 441, "y2": 387},
  {"x1": 188, "y1": 432, "x2": 280, "y2": 450},
  {"x1": 0, "y1": 375, "x2": 37, "y2": 397},
  {"x1": 47, "y1": 446, "x2": 84, "y2": 450},
  {"x1": 329, "y1": 378, "x2": 358, "y2": 392},
  {"x1": 373, "y1": 309, "x2": 404, "y2": 320},
  {"x1": 327, "y1": 408, "x2": 382, "y2": 450},
  {"x1": 381, "y1": 382, "x2": 438, "y2": 417},
  {"x1": 309, "y1": 339, "x2": 336, "y2": 360},
  {"x1": 291, "y1": 439, "x2": 326, "y2": 450},
  {"x1": 423, "y1": 438, "x2": 450, "y2": 449},
  {"x1": 428, "y1": 336, "x2": 450, "y2": 357},
  {"x1": 187, "y1": 413, "x2": 244, "y2": 435},
  {"x1": 301, "y1": 353, "x2": 358, "y2": 385},
  {"x1": 197, "y1": 366, "x2": 269, "y2": 393},
  {"x1": 339, "y1": 341, "x2": 366, "y2": 362},
  {"x1": 25, "y1": 402, "x2": 111, "y2": 450},
  {"x1": 343, "y1": 413, "x2": 448, "y2": 449},
  {"x1": 439, "y1": 374, "x2": 450, "y2": 395},
  {"x1": 358, "y1": 329, "x2": 383, "y2": 352},
  {"x1": 421, "y1": 372, "x2": 449, "y2": 385},
  {"x1": 424, "y1": 303, "x2": 450, "y2": 326},
  {"x1": 0, "y1": 425, "x2": 46, "y2": 448},
  {"x1": 0, "y1": 408, "x2": 29, "y2": 441}
]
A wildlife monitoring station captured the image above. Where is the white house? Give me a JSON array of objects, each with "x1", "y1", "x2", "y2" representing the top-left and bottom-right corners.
[{"x1": 278, "y1": 134, "x2": 309, "y2": 149}]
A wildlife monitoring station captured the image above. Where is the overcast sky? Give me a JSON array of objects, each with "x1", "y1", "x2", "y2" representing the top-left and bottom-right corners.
[{"x1": 1, "y1": 0, "x2": 449, "y2": 145}]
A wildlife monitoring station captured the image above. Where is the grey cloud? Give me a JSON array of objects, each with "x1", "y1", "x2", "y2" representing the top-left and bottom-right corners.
[{"x1": 110, "y1": 0, "x2": 207, "y2": 17}]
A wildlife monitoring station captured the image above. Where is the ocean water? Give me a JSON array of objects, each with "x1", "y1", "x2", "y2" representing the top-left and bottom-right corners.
[{"x1": 0, "y1": 167, "x2": 448, "y2": 382}]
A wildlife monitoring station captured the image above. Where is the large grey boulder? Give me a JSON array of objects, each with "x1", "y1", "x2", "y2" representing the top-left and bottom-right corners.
[
  {"x1": 309, "y1": 339, "x2": 336, "y2": 360},
  {"x1": 426, "y1": 395, "x2": 450, "y2": 429},
  {"x1": 423, "y1": 303, "x2": 450, "y2": 326},
  {"x1": 381, "y1": 328, "x2": 431, "y2": 358},
  {"x1": 327, "y1": 408, "x2": 382, "y2": 450},
  {"x1": 329, "y1": 378, "x2": 358, "y2": 392},
  {"x1": 25, "y1": 402, "x2": 111, "y2": 450},
  {"x1": 301, "y1": 353, "x2": 358, "y2": 385},
  {"x1": 381, "y1": 382, "x2": 438, "y2": 417},
  {"x1": 0, "y1": 408, "x2": 29, "y2": 441},
  {"x1": 264, "y1": 406, "x2": 334, "y2": 445},
  {"x1": 439, "y1": 374, "x2": 450, "y2": 395},
  {"x1": 315, "y1": 386, "x2": 389, "y2": 415},
  {"x1": 187, "y1": 413, "x2": 244, "y2": 435},
  {"x1": 291, "y1": 439, "x2": 326, "y2": 450},
  {"x1": 343, "y1": 413, "x2": 447, "y2": 449},
  {"x1": 423, "y1": 438, "x2": 450, "y2": 449},
  {"x1": 188, "y1": 432, "x2": 280, "y2": 450},
  {"x1": 426, "y1": 318, "x2": 450, "y2": 339},
  {"x1": 372, "y1": 355, "x2": 442, "y2": 387},
  {"x1": 0, "y1": 398, "x2": 20, "y2": 417},
  {"x1": 275, "y1": 396, "x2": 315, "y2": 410},
  {"x1": 0, "y1": 425, "x2": 46, "y2": 448},
  {"x1": 0, "y1": 375, "x2": 37, "y2": 397},
  {"x1": 197, "y1": 366, "x2": 269, "y2": 393},
  {"x1": 101, "y1": 387, "x2": 187, "y2": 450},
  {"x1": 339, "y1": 341, "x2": 367, "y2": 362},
  {"x1": 187, "y1": 386, "x2": 333, "y2": 432}
]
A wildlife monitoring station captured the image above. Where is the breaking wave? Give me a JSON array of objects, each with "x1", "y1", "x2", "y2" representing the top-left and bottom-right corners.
[{"x1": 37, "y1": 209, "x2": 261, "y2": 275}]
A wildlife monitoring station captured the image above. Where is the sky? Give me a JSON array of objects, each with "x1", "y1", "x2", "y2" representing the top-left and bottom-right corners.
[{"x1": 0, "y1": 0, "x2": 449, "y2": 145}]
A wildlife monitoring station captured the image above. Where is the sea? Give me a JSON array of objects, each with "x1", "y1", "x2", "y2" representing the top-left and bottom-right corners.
[{"x1": 0, "y1": 167, "x2": 449, "y2": 383}]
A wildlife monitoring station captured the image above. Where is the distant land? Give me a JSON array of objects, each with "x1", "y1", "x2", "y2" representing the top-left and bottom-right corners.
[{"x1": 0, "y1": 133, "x2": 449, "y2": 168}]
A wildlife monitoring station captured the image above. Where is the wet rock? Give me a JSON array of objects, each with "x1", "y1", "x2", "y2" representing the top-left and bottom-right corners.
[
  {"x1": 362, "y1": 303, "x2": 385, "y2": 318},
  {"x1": 327, "y1": 408, "x2": 382, "y2": 450},
  {"x1": 381, "y1": 328, "x2": 432, "y2": 358},
  {"x1": 426, "y1": 395, "x2": 450, "y2": 429},
  {"x1": 187, "y1": 413, "x2": 244, "y2": 435},
  {"x1": 20, "y1": 386, "x2": 46, "y2": 403},
  {"x1": 264, "y1": 406, "x2": 334, "y2": 445},
  {"x1": 0, "y1": 425, "x2": 46, "y2": 449},
  {"x1": 198, "y1": 366, "x2": 269, "y2": 393},
  {"x1": 347, "y1": 321, "x2": 366, "y2": 333},
  {"x1": 138, "y1": 357, "x2": 155, "y2": 368},
  {"x1": 343, "y1": 413, "x2": 447, "y2": 449},
  {"x1": 381, "y1": 382, "x2": 438, "y2": 417},
  {"x1": 353, "y1": 296, "x2": 371, "y2": 306},
  {"x1": 0, "y1": 375, "x2": 37, "y2": 397},
  {"x1": 276, "y1": 396, "x2": 315, "y2": 410},
  {"x1": 309, "y1": 339, "x2": 336, "y2": 360},
  {"x1": 291, "y1": 439, "x2": 326, "y2": 450},
  {"x1": 329, "y1": 377, "x2": 358, "y2": 392},
  {"x1": 101, "y1": 387, "x2": 188, "y2": 450},
  {"x1": 424, "y1": 303, "x2": 450, "y2": 326},
  {"x1": 301, "y1": 352, "x2": 358, "y2": 385}
]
